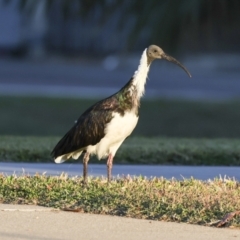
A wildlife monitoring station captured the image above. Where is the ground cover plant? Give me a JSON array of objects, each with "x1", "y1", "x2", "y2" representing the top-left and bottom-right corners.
[
  {"x1": 1, "y1": 136, "x2": 240, "y2": 165},
  {"x1": 0, "y1": 174, "x2": 239, "y2": 228}
]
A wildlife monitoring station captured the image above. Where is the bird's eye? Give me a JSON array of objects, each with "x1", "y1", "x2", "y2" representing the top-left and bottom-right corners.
[{"x1": 154, "y1": 49, "x2": 157, "y2": 53}]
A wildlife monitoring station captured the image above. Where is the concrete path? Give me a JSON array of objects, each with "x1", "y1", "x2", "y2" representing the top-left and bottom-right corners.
[{"x1": 0, "y1": 204, "x2": 239, "y2": 240}]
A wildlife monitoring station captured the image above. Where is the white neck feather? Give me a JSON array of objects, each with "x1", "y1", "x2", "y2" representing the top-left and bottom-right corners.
[{"x1": 132, "y1": 49, "x2": 150, "y2": 99}]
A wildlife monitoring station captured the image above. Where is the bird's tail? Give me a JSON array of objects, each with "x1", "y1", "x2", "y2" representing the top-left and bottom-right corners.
[
  {"x1": 54, "y1": 151, "x2": 83, "y2": 163},
  {"x1": 51, "y1": 126, "x2": 83, "y2": 163},
  {"x1": 54, "y1": 154, "x2": 69, "y2": 163}
]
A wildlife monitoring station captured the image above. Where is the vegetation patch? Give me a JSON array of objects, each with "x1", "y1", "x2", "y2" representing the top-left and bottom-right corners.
[
  {"x1": 0, "y1": 174, "x2": 239, "y2": 228},
  {"x1": 1, "y1": 136, "x2": 240, "y2": 165}
]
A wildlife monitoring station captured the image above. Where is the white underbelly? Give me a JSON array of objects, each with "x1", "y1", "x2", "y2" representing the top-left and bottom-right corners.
[{"x1": 87, "y1": 111, "x2": 138, "y2": 159}]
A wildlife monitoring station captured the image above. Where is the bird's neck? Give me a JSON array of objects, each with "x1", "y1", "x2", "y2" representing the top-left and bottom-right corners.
[
  {"x1": 132, "y1": 49, "x2": 150, "y2": 99},
  {"x1": 116, "y1": 49, "x2": 150, "y2": 115}
]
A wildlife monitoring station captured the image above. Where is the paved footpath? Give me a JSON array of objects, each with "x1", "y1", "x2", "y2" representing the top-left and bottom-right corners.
[{"x1": 0, "y1": 204, "x2": 239, "y2": 240}]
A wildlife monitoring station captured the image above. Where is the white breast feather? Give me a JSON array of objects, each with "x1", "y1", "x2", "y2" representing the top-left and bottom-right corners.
[{"x1": 87, "y1": 111, "x2": 138, "y2": 160}]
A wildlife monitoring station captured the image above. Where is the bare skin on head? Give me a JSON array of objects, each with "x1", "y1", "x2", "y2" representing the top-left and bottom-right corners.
[{"x1": 147, "y1": 45, "x2": 191, "y2": 78}]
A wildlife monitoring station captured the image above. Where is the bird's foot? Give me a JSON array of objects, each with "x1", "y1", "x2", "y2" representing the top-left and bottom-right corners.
[{"x1": 80, "y1": 178, "x2": 88, "y2": 187}]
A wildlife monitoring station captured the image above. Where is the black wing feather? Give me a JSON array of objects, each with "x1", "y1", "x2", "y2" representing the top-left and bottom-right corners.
[{"x1": 51, "y1": 96, "x2": 119, "y2": 158}]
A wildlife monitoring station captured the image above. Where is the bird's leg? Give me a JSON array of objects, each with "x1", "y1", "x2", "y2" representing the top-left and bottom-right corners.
[
  {"x1": 83, "y1": 152, "x2": 90, "y2": 184},
  {"x1": 107, "y1": 153, "x2": 113, "y2": 182}
]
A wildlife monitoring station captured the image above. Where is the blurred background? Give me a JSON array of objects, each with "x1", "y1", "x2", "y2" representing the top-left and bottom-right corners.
[{"x1": 1, "y1": 0, "x2": 240, "y2": 138}]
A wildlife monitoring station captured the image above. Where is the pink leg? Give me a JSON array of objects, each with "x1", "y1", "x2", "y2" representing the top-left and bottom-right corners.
[
  {"x1": 83, "y1": 152, "x2": 90, "y2": 184},
  {"x1": 107, "y1": 154, "x2": 113, "y2": 182}
]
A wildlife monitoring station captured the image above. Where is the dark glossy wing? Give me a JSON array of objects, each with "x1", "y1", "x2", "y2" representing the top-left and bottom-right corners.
[{"x1": 51, "y1": 96, "x2": 119, "y2": 158}]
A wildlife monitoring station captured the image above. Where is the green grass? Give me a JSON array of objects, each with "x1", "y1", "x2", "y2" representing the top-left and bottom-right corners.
[
  {"x1": 1, "y1": 136, "x2": 240, "y2": 165},
  {"x1": 1, "y1": 96, "x2": 240, "y2": 138},
  {"x1": 0, "y1": 174, "x2": 239, "y2": 227}
]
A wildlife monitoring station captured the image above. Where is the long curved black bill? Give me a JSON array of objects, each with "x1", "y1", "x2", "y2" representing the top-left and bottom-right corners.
[{"x1": 162, "y1": 54, "x2": 191, "y2": 78}]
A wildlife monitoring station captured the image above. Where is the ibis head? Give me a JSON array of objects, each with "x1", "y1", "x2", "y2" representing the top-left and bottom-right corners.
[{"x1": 147, "y1": 45, "x2": 191, "y2": 78}]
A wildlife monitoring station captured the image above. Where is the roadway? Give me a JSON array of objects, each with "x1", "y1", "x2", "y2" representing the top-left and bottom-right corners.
[
  {"x1": 1, "y1": 163, "x2": 240, "y2": 180},
  {"x1": 1, "y1": 53, "x2": 240, "y2": 100}
]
